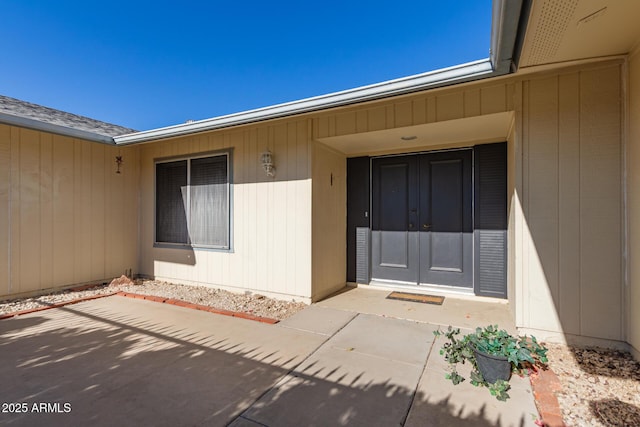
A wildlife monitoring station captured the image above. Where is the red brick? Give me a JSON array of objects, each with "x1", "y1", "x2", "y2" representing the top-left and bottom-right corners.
[
  {"x1": 540, "y1": 413, "x2": 565, "y2": 427},
  {"x1": 165, "y1": 299, "x2": 197, "y2": 309},
  {"x1": 191, "y1": 303, "x2": 210, "y2": 311},
  {"x1": 115, "y1": 292, "x2": 279, "y2": 325},
  {"x1": 144, "y1": 295, "x2": 167, "y2": 303},
  {"x1": 537, "y1": 369, "x2": 562, "y2": 393},
  {"x1": 535, "y1": 393, "x2": 560, "y2": 412},
  {"x1": 182, "y1": 303, "x2": 199, "y2": 310},
  {"x1": 207, "y1": 307, "x2": 236, "y2": 317},
  {"x1": 233, "y1": 312, "x2": 279, "y2": 324}
]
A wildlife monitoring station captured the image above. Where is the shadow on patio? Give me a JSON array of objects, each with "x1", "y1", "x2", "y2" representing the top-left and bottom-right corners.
[{"x1": 1, "y1": 297, "x2": 531, "y2": 426}]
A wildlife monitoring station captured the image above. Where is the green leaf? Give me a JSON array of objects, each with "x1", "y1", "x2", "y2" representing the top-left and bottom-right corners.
[{"x1": 470, "y1": 370, "x2": 485, "y2": 385}]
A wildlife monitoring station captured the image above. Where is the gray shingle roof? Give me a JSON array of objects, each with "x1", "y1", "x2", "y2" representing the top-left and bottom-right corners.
[{"x1": 0, "y1": 95, "x2": 136, "y2": 139}]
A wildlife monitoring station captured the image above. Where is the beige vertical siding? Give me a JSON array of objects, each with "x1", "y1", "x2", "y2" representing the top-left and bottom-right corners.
[
  {"x1": 628, "y1": 50, "x2": 640, "y2": 358},
  {"x1": 0, "y1": 125, "x2": 139, "y2": 298},
  {"x1": 311, "y1": 142, "x2": 346, "y2": 301},
  {"x1": 515, "y1": 63, "x2": 623, "y2": 341},
  {"x1": 506, "y1": 112, "x2": 518, "y2": 321},
  {"x1": 313, "y1": 82, "x2": 515, "y2": 140},
  {"x1": 138, "y1": 120, "x2": 313, "y2": 301},
  {"x1": 0, "y1": 125, "x2": 9, "y2": 295}
]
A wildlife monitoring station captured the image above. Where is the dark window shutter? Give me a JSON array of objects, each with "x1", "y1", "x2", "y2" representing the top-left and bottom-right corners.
[
  {"x1": 347, "y1": 157, "x2": 370, "y2": 283},
  {"x1": 474, "y1": 143, "x2": 507, "y2": 298}
]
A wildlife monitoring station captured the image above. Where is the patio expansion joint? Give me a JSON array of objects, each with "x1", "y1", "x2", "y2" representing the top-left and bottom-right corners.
[
  {"x1": 400, "y1": 333, "x2": 439, "y2": 426},
  {"x1": 228, "y1": 313, "x2": 361, "y2": 426}
]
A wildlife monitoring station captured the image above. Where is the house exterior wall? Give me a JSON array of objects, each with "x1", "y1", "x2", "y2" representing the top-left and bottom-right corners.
[
  {"x1": 513, "y1": 62, "x2": 624, "y2": 344},
  {"x1": 628, "y1": 49, "x2": 640, "y2": 358},
  {"x1": 0, "y1": 124, "x2": 139, "y2": 298},
  {"x1": 137, "y1": 120, "x2": 314, "y2": 301},
  {"x1": 311, "y1": 142, "x2": 346, "y2": 301},
  {"x1": 310, "y1": 60, "x2": 625, "y2": 345},
  {"x1": 0, "y1": 59, "x2": 628, "y2": 349}
]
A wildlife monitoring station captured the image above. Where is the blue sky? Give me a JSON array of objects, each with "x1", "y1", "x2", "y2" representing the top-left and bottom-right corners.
[{"x1": 1, "y1": 1, "x2": 492, "y2": 131}]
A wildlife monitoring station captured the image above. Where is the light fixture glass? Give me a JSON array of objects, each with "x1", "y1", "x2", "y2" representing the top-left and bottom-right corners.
[{"x1": 261, "y1": 150, "x2": 275, "y2": 177}]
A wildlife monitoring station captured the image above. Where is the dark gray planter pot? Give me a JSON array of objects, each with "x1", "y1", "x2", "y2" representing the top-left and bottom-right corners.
[{"x1": 472, "y1": 346, "x2": 512, "y2": 384}]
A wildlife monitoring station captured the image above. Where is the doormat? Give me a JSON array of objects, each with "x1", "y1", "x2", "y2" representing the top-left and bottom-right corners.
[{"x1": 386, "y1": 291, "x2": 445, "y2": 305}]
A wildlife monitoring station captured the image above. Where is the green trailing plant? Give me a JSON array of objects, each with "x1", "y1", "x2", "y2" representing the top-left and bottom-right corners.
[{"x1": 433, "y1": 325, "x2": 548, "y2": 401}]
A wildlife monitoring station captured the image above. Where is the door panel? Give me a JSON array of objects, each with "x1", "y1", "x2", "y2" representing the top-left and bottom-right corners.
[
  {"x1": 371, "y1": 157, "x2": 419, "y2": 283},
  {"x1": 419, "y1": 151, "x2": 473, "y2": 287},
  {"x1": 379, "y1": 231, "x2": 409, "y2": 267},
  {"x1": 371, "y1": 150, "x2": 473, "y2": 288}
]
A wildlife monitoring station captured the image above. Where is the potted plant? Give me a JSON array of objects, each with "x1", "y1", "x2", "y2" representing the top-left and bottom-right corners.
[{"x1": 434, "y1": 325, "x2": 549, "y2": 401}]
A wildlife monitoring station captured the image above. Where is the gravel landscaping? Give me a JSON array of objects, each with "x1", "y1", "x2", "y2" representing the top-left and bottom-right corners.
[
  {"x1": 545, "y1": 342, "x2": 640, "y2": 426},
  {"x1": 0, "y1": 279, "x2": 307, "y2": 321}
]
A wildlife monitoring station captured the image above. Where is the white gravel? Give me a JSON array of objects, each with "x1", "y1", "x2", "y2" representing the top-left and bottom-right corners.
[
  {"x1": 546, "y1": 342, "x2": 640, "y2": 426},
  {"x1": 0, "y1": 279, "x2": 307, "y2": 321}
]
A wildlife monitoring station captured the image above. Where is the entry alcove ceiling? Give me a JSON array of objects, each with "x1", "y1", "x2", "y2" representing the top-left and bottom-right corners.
[{"x1": 317, "y1": 111, "x2": 513, "y2": 157}]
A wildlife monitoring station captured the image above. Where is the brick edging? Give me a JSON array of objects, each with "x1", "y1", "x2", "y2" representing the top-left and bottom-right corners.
[
  {"x1": 0, "y1": 292, "x2": 116, "y2": 320},
  {"x1": 1, "y1": 289, "x2": 280, "y2": 325},
  {"x1": 115, "y1": 291, "x2": 279, "y2": 324},
  {"x1": 530, "y1": 368, "x2": 566, "y2": 427}
]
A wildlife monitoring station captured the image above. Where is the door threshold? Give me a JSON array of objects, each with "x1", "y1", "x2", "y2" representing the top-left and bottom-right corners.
[
  {"x1": 367, "y1": 280, "x2": 472, "y2": 296},
  {"x1": 363, "y1": 280, "x2": 507, "y2": 304}
]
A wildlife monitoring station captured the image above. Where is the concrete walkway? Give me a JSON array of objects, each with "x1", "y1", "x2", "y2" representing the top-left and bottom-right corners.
[{"x1": 0, "y1": 289, "x2": 539, "y2": 426}]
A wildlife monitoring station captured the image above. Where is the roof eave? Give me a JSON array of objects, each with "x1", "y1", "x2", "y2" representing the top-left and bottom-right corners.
[
  {"x1": 114, "y1": 59, "x2": 494, "y2": 145},
  {"x1": 0, "y1": 111, "x2": 116, "y2": 144},
  {"x1": 491, "y1": 0, "x2": 532, "y2": 73}
]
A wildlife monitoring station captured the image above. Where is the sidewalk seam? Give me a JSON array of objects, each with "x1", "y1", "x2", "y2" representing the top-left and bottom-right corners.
[
  {"x1": 401, "y1": 329, "x2": 440, "y2": 426},
  {"x1": 226, "y1": 313, "x2": 360, "y2": 426}
]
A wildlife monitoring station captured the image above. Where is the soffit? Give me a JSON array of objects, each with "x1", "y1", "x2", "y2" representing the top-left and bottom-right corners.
[
  {"x1": 519, "y1": 0, "x2": 640, "y2": 68},
  {"x1": 316, "y1": 112, "x2": 513, "y2": 157}
]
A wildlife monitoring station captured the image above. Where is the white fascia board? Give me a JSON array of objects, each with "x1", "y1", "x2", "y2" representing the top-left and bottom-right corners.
[
  {"x1": 114, "y1": 59, "x2": 494, "y2": 145},
  {"x1": 0, "y1": 112, "x2": 115, "y2": 144}
]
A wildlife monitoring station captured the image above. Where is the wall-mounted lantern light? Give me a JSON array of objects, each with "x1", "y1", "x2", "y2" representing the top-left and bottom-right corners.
[
  {"x1": 115, "y1": 155, "x2": 123, "y2": 174},
  {"x1": 261, "y1": 150, "x2": 275, "y2": 177}
]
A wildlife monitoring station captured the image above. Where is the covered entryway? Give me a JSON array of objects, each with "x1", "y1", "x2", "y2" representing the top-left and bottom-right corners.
[
  {"x1": 371, "y1": 150, "x2": 472, "y2": 289},
  {"x1": 347, "y1": 142, "x2": 507, "y2": 298}
]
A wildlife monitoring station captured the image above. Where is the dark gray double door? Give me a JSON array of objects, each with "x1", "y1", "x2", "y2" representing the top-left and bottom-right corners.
[{"x1": 371, "y1": 150, "x2": 473, "y2": 288}]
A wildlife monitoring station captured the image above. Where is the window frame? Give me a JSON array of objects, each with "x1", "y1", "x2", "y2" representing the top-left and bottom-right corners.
[{"x1": 153, "y1": 149, "x2": 232, "y2": 251}]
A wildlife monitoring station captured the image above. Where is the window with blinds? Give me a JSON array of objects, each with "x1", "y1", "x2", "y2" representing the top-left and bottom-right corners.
[{"x1": 155, "y1": 153, "x2": 230, "y2": 249}]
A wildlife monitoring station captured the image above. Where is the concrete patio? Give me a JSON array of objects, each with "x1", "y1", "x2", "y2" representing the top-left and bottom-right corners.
[{"x1": 0, "y1": 287, "x2": 538, "y2": 426}]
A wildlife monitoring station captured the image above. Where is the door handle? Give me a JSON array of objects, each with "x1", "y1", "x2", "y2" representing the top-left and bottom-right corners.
[
  {"x1": 409, "y1": 223, "x2": 414, "y2": 229},
  {"x1": 422, "y1": 223, "x2": 431, "y2": 230}
]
